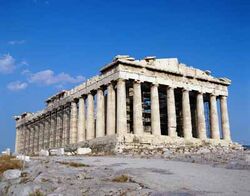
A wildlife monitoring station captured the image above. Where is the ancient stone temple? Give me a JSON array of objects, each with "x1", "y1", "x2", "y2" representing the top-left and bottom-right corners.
[{"x1": 14, "y1": 55, "x2": 232, "y2": 155}]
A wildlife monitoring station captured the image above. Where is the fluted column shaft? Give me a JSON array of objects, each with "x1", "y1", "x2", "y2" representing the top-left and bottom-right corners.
[
  {"x1": 45, "y1": 116, "x2": 51, "y2": 149},
  {"x1": 167, "y1": 87, "x2": 177, "y2": 137},
  {"x1": 50, "y1": 114, "x2": 56, "y2": 147},
  {"x1": 41, "y1": 121, "x2": 45, "y2": 150},
  {"x1": 107, "y1": 83, "x2": 116, "y2": 135},
  {"x1": 86, "y1": 93, "x2": 95, "y2": 140},
  {"x1": 32, "y1": 126, "x2": 35, "y2": 154},
  {"x1": 151, "y1": 84, "x2": 161, "y2": 135},
  {"x1": 63, "y1": 107, "x2": 69, "y2": 145},
  {"x1": 96, "y1": 89, "x2": 105, "y2": 137},
  {"x1": 23, "y1": 126, "x2": 27, "y2": 153},
  {"x1": 117, "y1": 79, "x2": 127, "y2": 135},
  {"x1": 196, "y1": 92, "x2": 207, "y2": 139},
  {"x1": 15, "y1": 128, "x2": 19, "y2": 153},
  {"x1": 220, "y1": 96, "x2": 231, "y2": 141},
  {"x1": 133, "y1": 81, "x2": 143, "y2": 135},
  {"x1": 210, "y1": 95, "x2": 220, "y2": 139},
  {"x1": 27, "y1": 126, "x2": 31, "y2": 154},
  {"x1": 57, "y1": 112, "x2": 63, "y2": 147},
  {"x1": 70, "y1": 101, "x2": 78, "y2": 144},
  {"x1": 182, "y1": 89, "x2": 192, "y2": 139},
  {"x1": 78, "y1": 97, "x2": 86, "y2": 142},
  {"x1": 35, "y1": 124, "x2": 39, "y2": 153}
]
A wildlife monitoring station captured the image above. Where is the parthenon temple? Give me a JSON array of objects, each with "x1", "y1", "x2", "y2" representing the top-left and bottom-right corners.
[{"x1": 14, "y1": 55, "x2": 232, "y2": 155}]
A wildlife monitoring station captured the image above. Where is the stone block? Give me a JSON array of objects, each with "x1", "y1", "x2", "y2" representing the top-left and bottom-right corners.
[
  {"x1": 16, "y1": 155, "x2": 30, "y2": 162},
  {"x1": 77, "y1": 147, "x2": 92, "y2": 155},
  {"x1": 49, "y1": 148, "x2": 64, "y2": 156},
  {"x1": 39, "y1": 149, "x2": 49, "y2": 156},
  {"x1": 3, "y1": 169, "x2": 21, "y2": 180}
]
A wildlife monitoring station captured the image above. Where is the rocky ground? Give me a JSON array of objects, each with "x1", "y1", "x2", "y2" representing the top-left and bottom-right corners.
[{"x1": 0, "y1": 149, "x2": 250, "y2": 196}]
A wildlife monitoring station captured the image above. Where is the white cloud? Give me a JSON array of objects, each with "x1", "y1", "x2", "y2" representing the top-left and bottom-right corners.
[
  {"x1": 7, "y1": 81, "x2": 28, "y2": 91},
  {"x1": 0, "y1": 54, "x2": 15, "y2": 74},
  {"x1": 28, "y1": 69, "x2": 85, "y2": 86},
  {"x1": 8, "y1": 40, "x2": 26, "y2": 45}
]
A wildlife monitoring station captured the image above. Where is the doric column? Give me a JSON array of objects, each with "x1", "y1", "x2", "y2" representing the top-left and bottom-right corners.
[
  {"x1": 15, "y1": 127, "x2": 20, "y2": 153},
  {"x1": 182, "y1": 89, "x2": 192, "y2": 139},
  {"x1": 31, "y1": 125, "x2": 35, "y2": 154},
  {"x1": 167, "y1": 86, "x2": 177, "y2": 137},
  {"x1": 96, "y1": 88, "x2": 105, "y2": 138},
  {"x1": 63, "y1": 106, "x2": 70, "y2": 145},
  {"x1": 220, "y1": 96, "x2": 231, "y2": 141},
  {"x1": 23, "y1": 126, "x2": 27, "y2": 154},
  {"x1": 77, "y1": 97, "x2": 86, "y2": 142},
  {"x1": 27, "y1": 126, "x2": 31, "y2": 154},
  {"x1": 151, "y1": 83, "x2": 161, "y2": 135},
  {"x1": 117, "y1": 79, "x2": 127, "y2": 135},
  {"x1": 107, "y1": 83, "x2": 116, "y2": 135},
  {"x1": 210, "y1": 94, "x2": 220, "y2": 139},
  {"x1": 86, "y1": 93, "x2": 95, "y2": 140},
  {"x1": 35, "y1": 123, "x2": 39, "y2": 153},
  {"x1": 45, "y1": 115, "x2": 50, "y2": 149},
  {"x1": 133, "y1": 80, "x2": 143, "y2": 135},
  {"x1": 41, "y1": 120, "x2": 45, "y2": 150},
  {"x1": 70, "y1": 100, "x2": 78, "y2": 144},
  {"x1": 57, "y1": 111, "x2": 63, "y2": 147},
  {"x1": 196, "y1": 92, "x2": 207, "y2": 140},
  {"x1": 50, "y1": 113, "x2": 55, "y2": 147}
]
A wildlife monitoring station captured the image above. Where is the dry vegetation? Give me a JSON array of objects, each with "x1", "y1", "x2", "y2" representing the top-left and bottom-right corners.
[
  {"x1": 112, "y1": 174, "x2": 129, "y2": 183},
  {"x1": 56, "y1": 161, "x2": 89, "y2": 167},
  {"x1": 28, "y1": 189, "x2": 44, "y2": 196},
  {"x1": 0, "y1": 155, "x2": 23, "y2": 174}
]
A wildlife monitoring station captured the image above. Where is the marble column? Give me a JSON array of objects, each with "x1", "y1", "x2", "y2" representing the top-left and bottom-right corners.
[
  {"x1": 70, "y1": 100, "x2": 78, "y2": 144},
  {"x1": 182, "y1": 89, "x2": 192, "y2": 139},
  {"x1": 117, "y1": 79, "x2": 127, "y2": 135},
  {"x1": 23, "y1": 126, "x2": 27, "y2": 154},
  {"x1": 27, "y1": 125, "x2": 31, "y2": 154},
  {"x1": 96, "y1": 88, "x2": 105, "y2": 138},
  {"x1": 50, "y1": 114, "x2": 55, "y2": 147},
  {"x1": 220, "y1": 96, "x2": 231, "y2": 141},
  {"x1": 86, "y1": 93, "x2": 95, "y2": 140},
  {"x1": 77, "y1": 97, "x2": 86, "y2": 142},
  {"x1": 133, "y1": 81, "x2": 143, "y2": 135},
  {"x1": 106, "y1": 83, "x2": 116, "y2": 135},
  {"x1": 15, "y1": 127, "x2": 19, "y2": 153},
  {"x1": 196, "y1": 92, "x2": 207, "y2": 140},
  {"x1": 151, "y1": 84, "x2": 161, "y2": 136},
  {"x1": 63, "y1": 107, "x2": 70, "y2": 145},
  {"x1": 41, "y1": 121, "x2": 45, "y2": 150},
  {"x1": 167, "y1": 86, "x2": 177, "y2": 137},
  {"x1": 32, "y1": 126, "x2": 35, "y2": 154},
  {"x1": 45, "y1": 115, "x2": 50, "y2": 149},
  {"x1": 35, "y1": 124, "x2": 40, "y2": 152},
  {"x1": 210, "y1": 94, "x2": 220, "y2": 139},
  {"x1": 57, "y1": 111, "x2": 63, "y2": 147}
]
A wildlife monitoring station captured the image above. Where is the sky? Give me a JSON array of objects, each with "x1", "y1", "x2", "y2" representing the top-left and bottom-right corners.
[{"x1": 0, "y1": 0, "x2": 249, "y2": 152}]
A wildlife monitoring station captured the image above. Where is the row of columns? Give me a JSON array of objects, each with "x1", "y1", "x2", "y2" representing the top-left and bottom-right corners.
[{"x1": 16, "y1": 79, "x2": 231, "y2": 154}]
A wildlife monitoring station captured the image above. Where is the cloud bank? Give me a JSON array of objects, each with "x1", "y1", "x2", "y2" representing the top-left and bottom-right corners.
[
  {"x1": 0, "y1": 54, "x2": 16, "y2": 74},
  {"x1": 8, "y1": 40, "x2": 26, "y2": 45},
  {"x1": 28, "y1": 70, "x2": 85, "y2": 85},
  {"x1": 7, "y1": 81, "x2": 28, "y2": 91}
]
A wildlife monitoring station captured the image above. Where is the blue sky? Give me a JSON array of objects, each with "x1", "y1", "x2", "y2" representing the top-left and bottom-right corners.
[{"x1": 0, "y1": 0, "x2": 249, "y2": 151}]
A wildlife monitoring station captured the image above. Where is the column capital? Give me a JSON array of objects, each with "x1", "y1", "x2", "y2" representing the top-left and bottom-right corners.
[
  {"x1": 133, "y1": 80, "x2": 142, "y2": 84},
  {"x1": 220, "y1": 95, "x2": 228, "y2": 99},
  {"x1": 182, "y1": 88, "x2": 190, "y2": 92},
  {"x1": 210, "y1": 93, "x2": 218, "y2": 98},
  {"x1": 167, "y1": 86, "x2": 175, "y2": 90},
  {"x1": 151, "y1": 82, "x2": 159, "y2": 87},
  {"x1": 197, "y1": 91, "x2": 204, "y2": 95},
  {"x1": 117, "y1": 78, "x2": 126, "y2": 83}
]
